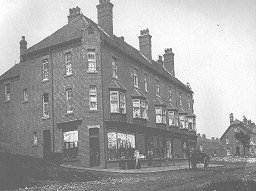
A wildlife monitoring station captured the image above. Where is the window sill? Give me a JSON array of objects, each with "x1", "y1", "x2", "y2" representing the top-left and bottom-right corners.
[
  {"x1": 42, "y1": 79, "x2": 49, "y2": 83},
  {"x1": 42, "y1": 116, "x2": 50, "y2": 120},
  {"x1": 65, "y1": 111, "x2": 74, "y2": 116},
  {"x1": 64, "y1": 73, "x2": 73, "y2": 78},
  {"x1": 22, "y1": 100, "x2": 29, "y2": 104},
  {"x1": 87, "y1": 70, "x2": 98, "y2": 74}
]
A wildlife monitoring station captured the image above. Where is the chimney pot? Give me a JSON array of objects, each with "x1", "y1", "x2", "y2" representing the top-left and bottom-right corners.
[
  {"x1": 20, "y1": 36, "x2": 27, "y2": 62},
  {"x1": 68, "y1": 6, "x2": 81, "y2": 23}
]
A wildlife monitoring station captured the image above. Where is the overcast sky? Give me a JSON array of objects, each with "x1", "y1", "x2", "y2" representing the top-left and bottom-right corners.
[{"x1": 0, "y1": 0, "x2": 256, "y2": 138}]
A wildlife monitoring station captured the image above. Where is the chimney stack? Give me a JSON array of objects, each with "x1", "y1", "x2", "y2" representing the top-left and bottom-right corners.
[
  {"x1": 68, "y1": 6, "x2": 82, "y2": 23},
  {"x1": 20, "y1": 36, "x2": 27, "y2": 62},
  {"x1": 97, "y1": 0, "x2": 113, "y2": 35},
  {"x1": 229, "y1": 113, "x2": 234, "y2": 124},
  {"x1": 163, "y1": 48, "x2": 175, "y2": 76},
  {"x1": 138, "y1": 29, "x2": 152, "y2": 60}
]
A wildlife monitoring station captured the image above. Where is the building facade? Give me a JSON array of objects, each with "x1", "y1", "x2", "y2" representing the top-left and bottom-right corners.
[
  {"x1": 0, "y1": 1, "x2": 196, "y2": 168},
  {"x1": 220, "y1": 113, "x2": 256, "y2": 157}
]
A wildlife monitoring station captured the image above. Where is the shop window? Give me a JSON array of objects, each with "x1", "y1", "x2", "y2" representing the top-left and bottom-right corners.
[
  {"x1": 107, "y1": 132, "x2": 135, "y2": 160},
  {"x1": 63, "y1": 130, "x2": 78, "y2": 158}
]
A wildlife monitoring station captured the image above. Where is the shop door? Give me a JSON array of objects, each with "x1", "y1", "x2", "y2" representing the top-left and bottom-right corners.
[
  {"x1": 89, "y1": 128, "x2": 100, "y2": 167},
  {"x1": 43, "y1": 130, "x2": 51, "y2": 160}
]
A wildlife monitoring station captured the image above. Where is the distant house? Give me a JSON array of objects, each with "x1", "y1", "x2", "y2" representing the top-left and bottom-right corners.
[
  {"x1": 220, "y1": 113, "x2": 256, "y2": 157},
  {"x1": 196, "y1": 134, "x2": 225, "y2": 157}
]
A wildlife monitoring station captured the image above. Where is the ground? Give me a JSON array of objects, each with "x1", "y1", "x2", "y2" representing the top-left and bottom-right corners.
[{"x1": 5, "y1": 161, "x2": 256, "y2": 191}]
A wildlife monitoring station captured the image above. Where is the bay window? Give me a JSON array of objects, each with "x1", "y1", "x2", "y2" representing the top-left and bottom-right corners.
[
  {"x1": 155, "y1": 106, "x2": 166, "y2": 124},
  {"x1": 179, "y1": 114, "x2": 186, "y2": 129},
  {"x1": 110, "y1": 91, "x2": 126, "y2": 114},
  {"x1": 132, "y1": 99, "x2": 148, "y2": 119},
  {"x1": 168, "y1": 110, "x2": 179, "y2": 126}
]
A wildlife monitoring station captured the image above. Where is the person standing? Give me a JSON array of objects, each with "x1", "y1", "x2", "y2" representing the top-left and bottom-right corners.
[{"x1": 134, "y1": 149, "x2": 141, "y2": 169}]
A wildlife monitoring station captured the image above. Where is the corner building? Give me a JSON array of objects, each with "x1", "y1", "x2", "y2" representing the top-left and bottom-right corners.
[{"x1": 0, "y1": 1, "x2": 196, "y2": 168}]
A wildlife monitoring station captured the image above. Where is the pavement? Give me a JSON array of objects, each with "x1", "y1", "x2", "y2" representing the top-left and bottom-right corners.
[{"x1": 61, "y1": 163, "x2": 223, "y2": 174}]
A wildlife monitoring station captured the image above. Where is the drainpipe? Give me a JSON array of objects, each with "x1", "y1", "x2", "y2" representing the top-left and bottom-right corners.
[
  {"x1": 100, "y1": 42, "x2": 107, "y2": 169},
  {"x1": 49, "y1": 48, "x2": 55, "y2": 153}
]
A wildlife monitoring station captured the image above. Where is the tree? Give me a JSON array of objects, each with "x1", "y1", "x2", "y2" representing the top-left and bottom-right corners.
[{"x1": 235, "y1": 131, "x2": 250, "y2": 156}]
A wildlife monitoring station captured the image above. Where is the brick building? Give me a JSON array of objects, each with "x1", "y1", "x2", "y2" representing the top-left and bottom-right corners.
[
  {"x1": 0, "y1": 0, "x2": 196, "y2": 168},
  {"x1": 220, "y1": 113, "x2": 256, "y2": 157}
]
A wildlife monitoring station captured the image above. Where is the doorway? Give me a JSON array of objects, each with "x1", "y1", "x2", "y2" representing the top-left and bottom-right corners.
[
  {"x1": 89, "y1": 128, "x2": 100, "y2": 167},
  {"x1": 43, "y1": 130, "x2": 51, "y2": 160}
]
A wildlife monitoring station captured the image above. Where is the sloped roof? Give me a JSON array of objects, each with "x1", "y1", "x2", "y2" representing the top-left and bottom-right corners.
[
  {"x1": 0, "y1": 64, "x2": 20, "y2": 82},
  {"x1": 21, "y1": 14, "x2": 192, "y2": 93},
  {"x1": 131, "y1": 88, "x2": 146, "y2": 99},
  {"x1": 108, "y1": 79, "x2": 127, "y2": 91},
  {"x1": 25, "y1": 17, "x2": 84, "y2": 54},
  {"x1": 220, "y1": 119, "x2": 256, "y2": 140}
]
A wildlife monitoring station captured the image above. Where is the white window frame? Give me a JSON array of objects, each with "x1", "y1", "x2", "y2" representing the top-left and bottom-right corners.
[
  {"x1": 42, "y1": 59, "x2": 49, "y2": 81},
  {"x1": 23, "y1": 88, "x2": 28, "y2": 102},
  {"x1": 110, "y1": 91, "x2": 126, "y2": 114},
  {"x1": 133, "y1": 69, "x2": 138, "y2": 88},
  {"x1": 87, "y1": 51, "x2": 97, "y2": 73},
  {"x1": 66, "y1": 88, "x2": 74, "y2": 113},
  {"x1": 156, "y1": 83, "x2": 160, "y2": 97},
  {"x1": 5, "y1": 83, "x2": 11, "y2": 101},
  {"x1": 65, "y1": 52, "x2": 72, "y2": 76},
  {"x1": 89, "y1": 85, "x2": 97, "y2": 111},
  {"x1": 63, "y1": 130, "x2": 78, "y2": 149},
  {"x1": 42, "y1": 93, "x2": 49, "y2": 118},
  {"x1": 179, "y1": 115, "x2": 186, "y2": 129},
  {"x1": 155, "y1": 106, "x2": 166, "y2": 124},
  {"x1": 112, "y1": 57, "x2": 118, "y2": 79},
  {"x1": 144, "y1": 74, "x2": 148, "y2": 92},
  {"x1": 133, "y1": 99, "x2": 148, "y2": 119},
  {"x1": 33, "y1": 132, "x2": 38, "y2": 146},
  {"x1": 168, "y1": 110, "x2": 175, "y2": 126}
]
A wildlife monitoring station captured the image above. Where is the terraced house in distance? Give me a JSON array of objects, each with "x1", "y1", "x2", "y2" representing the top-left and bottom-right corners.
[{"x1": 0, "y1": 0, "x2": 197, "y2": 168}]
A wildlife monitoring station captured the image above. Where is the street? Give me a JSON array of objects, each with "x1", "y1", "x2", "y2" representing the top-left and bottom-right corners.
[{"x1": 8, "y1": 162, "x2": 256, "y2": 191}]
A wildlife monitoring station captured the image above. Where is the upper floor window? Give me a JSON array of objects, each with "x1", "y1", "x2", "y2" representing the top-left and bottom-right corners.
[
  {"x1": 33, "y1": 132, "x2": 38, "y2": 146},
  {"x1": 179, "y1": 115, "x2": 186, "y2": 129},
  {"x1": 89, "y1": 85, "x2": 97, "y2": 111},
  {"x1": 65, "y1": 52, "x2": 72, "y2": 76},
  {"x1": 132, "y1": 99, "x2": 148, "y2": 119},
  {"x1": 133, "y1": 69, "x2": 138, "y2": 88},
  {"x1": 155, "y1": 106, "x2": 166, "y2": 124},
  {"x1": 168, "y1": 111, "x2": 175, "y2": 126},
  {"x1": 179, "y1": 93, "x2": 182, "y2": 107},
  {"x1": 112, "y1": 57, "x2": 118, "y2": 79},
  {"x1": 66, "y1": 88, "x2": 74, "y2": 113},
  {"x1": 5, "y1": 83, "x2": 10, "y2": 101},
  {"x1": 169, "y1": 89, "x2": 172, "y2": 102},
  {"x1": 144, "y1": 73, "x2": 148, "y2": 92},
  {"x1": 110, "y1": 91, "x2": 126, "y2": 114},
  {"x1": 156, "y1": 82, "x2": 160, "y2": 97},
  {"x1": 42, "y1": 93, "x2": 49, "y2": 118},
  {"x1": 87, "y1": 50, "x2": 97, "y2": 73},
  {"x1": 42, "y1": 59, "x2": 49, "y2": 81},
  {"x1": 23, "y1": 88, "x2": 28, "y2": 102}
]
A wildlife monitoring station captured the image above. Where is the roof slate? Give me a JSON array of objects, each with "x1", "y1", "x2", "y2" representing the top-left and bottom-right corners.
[{"x1": 2, "y1": 14, "x2": 192, "y2": 93}]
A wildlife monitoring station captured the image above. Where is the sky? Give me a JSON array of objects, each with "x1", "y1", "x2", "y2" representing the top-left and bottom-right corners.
[{"x1": 0, "y1": 0, "x2": 256, "y2": 138}]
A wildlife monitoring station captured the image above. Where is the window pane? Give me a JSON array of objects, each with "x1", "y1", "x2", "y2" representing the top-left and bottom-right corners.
[
  {"x1": 23, "y1": 88, "x2": 28, "y2": 101},
  {"x1": 110, "y1": 91, "x2": 119, "y2": 113},
  {"x1": 42, "y1": 59, "x2": 49, "y2": 80},
  {"x1": 120, "y1": 92, "x2": 126, "y2": 114},
  {"x1": 89, "y1": 86, "x2": 97, "y2": 110},
  {"x1": 168, "y1": 111, "x2": 174, "y2": 125},
  {"x1": 5, "y1": 84, "x2": 11, "y2": 101}
]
